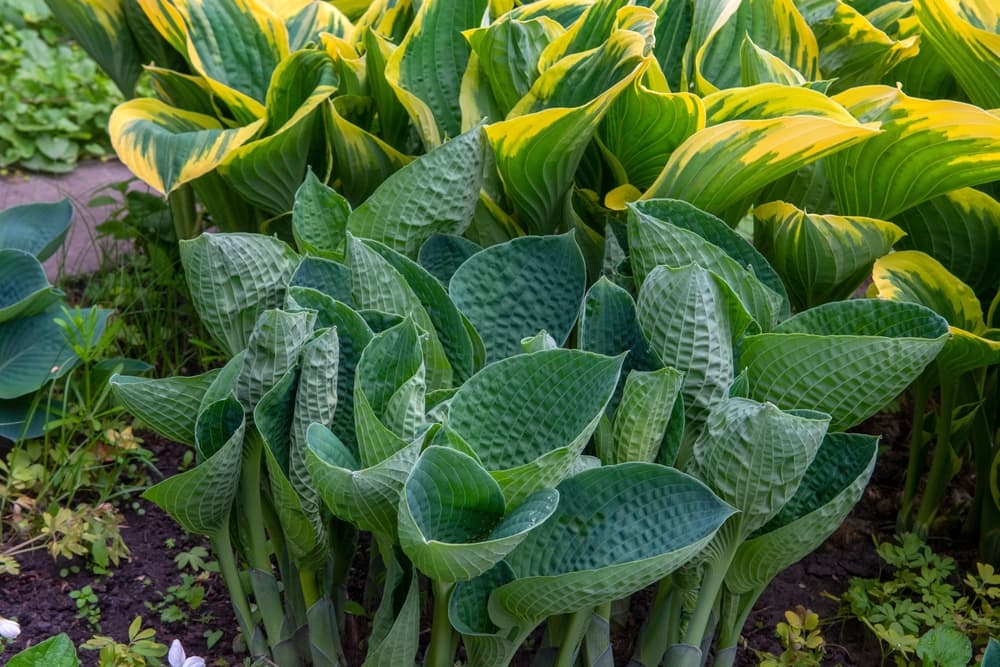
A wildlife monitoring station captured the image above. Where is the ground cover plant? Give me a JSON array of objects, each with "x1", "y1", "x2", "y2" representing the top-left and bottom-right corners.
[{"x1": 23, "y1": 0, "x2": 1000, "y2": 663}]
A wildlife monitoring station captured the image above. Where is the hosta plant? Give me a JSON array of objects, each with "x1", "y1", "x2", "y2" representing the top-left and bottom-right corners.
[{"x1": 111, "y1": 189, "x2": 947, "y2": 665}]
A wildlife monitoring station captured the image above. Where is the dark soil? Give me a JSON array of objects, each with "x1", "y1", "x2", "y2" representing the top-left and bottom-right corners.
[{"x1": 0, "y1": 401, "x2": 968, "y2": 666}]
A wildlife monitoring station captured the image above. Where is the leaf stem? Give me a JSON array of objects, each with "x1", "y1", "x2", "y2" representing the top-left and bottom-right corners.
[
  {"x1": 900, "y1": 375, "x2": 932, "y2": 530},
  {"x1": 426, "y1": 579, "x2": 457, "y2": 667},
  {"x1": 915, "y1": 372, "x2": 959, "y2": 534},
  {"x1": 211, "y1": 523, "x2": 257, "y2": 651},
  {"x1": 554, "y1": 609, "x2": 591, "y2": 667}
]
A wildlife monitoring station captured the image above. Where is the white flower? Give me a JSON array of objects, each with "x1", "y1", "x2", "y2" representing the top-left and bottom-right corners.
[
  {"x1": 0, "y1": 616, "x2": 20, "y2": 640},
  {"x1": 168, "y1": 639, "x2": 206, "y2": 667}
]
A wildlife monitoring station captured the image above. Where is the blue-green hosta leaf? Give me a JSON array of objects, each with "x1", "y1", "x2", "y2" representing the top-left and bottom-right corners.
[
  {"x1": 489, "y1": 464, "x2": 734, "y2": 626},
  {"x1": 637, "y1": 265, "x2": 754, "y2": 434},
  {"x1": 292, "y1": 169, "x2": 351, "y2": 259},
  {"x1": 450, "y1": 562, "x2": 521, "y2": 667},
  {"x1": 363, "y1": 551, "x2": 420, "y2": 667},
  {"x1": 110, "y1": 368, "x2": 222, "y2": 446},
  {"x1": 692, "y1": 398, "x2": 830, "y2": 536},
  {"x1": 982, "y1": 638, "x2": 1000, "y2": 667},
  {"x1": 384, "y1": 0, "x2": 489, "y2": 146},
  {"x1": 725, "y1": 432, "x2": 878, "y2": 596},
  {"x1": 445, "y1": 349, "x2": 623, "y2": 499},
  {"x1": 740, "y1": 299, "x2": 949, "y2": 430},
  {"x1": 752, "y1": 200, "x2": 905, "y2": 310},
  {"x1": 629, "y1": 199, "x2": 787, "y2": 329},
  {"x1": 143, "y1": 396, "x2": 245, "y2": 536},
  {"x1": 398, "y1": 446, "x2": 559, "y2": 582},
  {"x1": 347, "y1": 126, "x2": 484, "y2": 258},
  {"x1": 450, "y1": 234, "x2": 586, "y2": 362},
  {"x1": 870, "y1": 251, "x2": 1000, "y2": 376},
  {"x1": 307, "y1": 423, "x2": 420, "y2": 537},
  {"x1": 0, "y1": 396, "x2": 59, "y2": 441},
  {"x1": 826, "y1": 85, "x2": 1000, "y2": 220},
  {"x1": 180, "y1": 233, "x2": 301, "y2": 356},
  {"x1": 290, "y1": 257, "x2": 353, "y2": 305},
  {"x1": 418, "y1": 234, "x2": 481, "y2": 288},
  {"x1": 0, "y1": 250, "x2": 62, "y2": 323},
  {"x1": 612, "y1": 368, "x2": 684, "y2": 464},
  {"x1": 354, "y1": 319, "x2": 425, "y2": 466},
  {"x1": 347, "y1": 235, "x2": 452, "y2": 389},
  {"x1": 236, "y1": 309, "x2": 316, "y2": 410},
  {"x1": 913, "y1": 0, "x2": 1000, "y2": 109},
  {"x1": 0, "y1": 199, "x2": 72, "y2": 262},
  {"x1": 893, "y1": 187, "x2": 1000, "y2": 297}
]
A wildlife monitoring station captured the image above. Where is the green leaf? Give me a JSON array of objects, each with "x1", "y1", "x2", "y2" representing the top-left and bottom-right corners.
[
  {"x1": 450, "y1": 233, "x2": 586, "y2": 361},
  {"x1": 740, "y1": 299, "x2": 949, "y2": 430},
  {"x1": 612, "y1": 368, "x2": 684, "y2": 464},
  {"x1": 292, "y1": 168, "x2": 351, "y2": 259},
  {"x1": 0, "y1": 199, "x2": 72, "y2": 261},
  {"x1": 398, "y1": 446, "x2": 559, "y2": 582},
  {"x1": 916, "y1": 626, "x2": 972, "y2": 667},
  {"x1": 637, "y1": 264, "x2": 753, "y2": 433},
  {"x1": 6, "y1": 632, "x2": 79, "y2": 667},
  {"x1": 363, "y1": 552, "x2": 421, "y2": 667},
  {"x1": 348, "y1": 126, "x2": 484, "y2": 258},
  {"x1": 753, "y1": 200, "x2": 905, "y2": 310},
  {"x1": 143, "y1": 396, "x2": 245, "y2": 536},
  {"x1": 236, "y1": 309, "x2": 316, "y2": 410},
  {"x1": 110, "y1": 369, "x2": 222, "y2": 446},
  {"x1": 982, "y1": 637, "x2": 1000, "y2": 667},
  {"x1": 490, "y1": 464, "x2": 734, "y2": 626},
  {"x1": 418, "y1": 234, "x2": 481, "y2": 288},
  {"x1": 180, "y1": 233, "x2": 300, "y2": 356},
  {"x1": 0, "y1": 250, "x2": 62, "y2": 323},
  {"x1": 290, "y1": 258, "x2": 353, "y2": 305}
]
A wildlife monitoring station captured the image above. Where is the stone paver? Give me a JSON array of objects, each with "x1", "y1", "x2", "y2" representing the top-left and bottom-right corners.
[{"x1": 0, "y1": 160, "x2": 146, "y2": 280}]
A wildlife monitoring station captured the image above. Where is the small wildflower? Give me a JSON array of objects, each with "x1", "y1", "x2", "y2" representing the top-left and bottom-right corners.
[
  {"x1": 168, "y1": 639, "x2": 205, "y2": 667},
  {"x1": 0, "y1": 616, "x2": 20, "y2": 640}
]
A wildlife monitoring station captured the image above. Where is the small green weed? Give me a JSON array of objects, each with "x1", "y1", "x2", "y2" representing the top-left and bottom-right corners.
[
  {"x1": 755, "y1": 606, "x2": 829, "y2": 667},
  {"x1": 69, "y1": 584, "x2": 101, "y2": 630},
  {"x1": 81, "y1": 615, "x2": 167, "y2": 667}
]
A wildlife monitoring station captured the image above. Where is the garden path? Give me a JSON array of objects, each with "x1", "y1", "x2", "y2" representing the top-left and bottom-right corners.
[{"x1": 0, "y1": 160, "x2": 144, "y2": 280}]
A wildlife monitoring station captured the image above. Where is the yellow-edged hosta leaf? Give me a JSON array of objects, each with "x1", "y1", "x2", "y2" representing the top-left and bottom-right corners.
[
  {"x1": 146, "y1": 66, "x2": 218, "y2": 117},
  {"x1": 804, "y1": 1, "x2": 919, "y2": 93},
  {"x1": 537, "y1": 0, "x2": 631, "y2": 70},
  {"x1": 110, "y1": 98, "x2": 265, "y2": 194},
  {"x1": 173, "y1": 0, "x2": 290, "y2": 123},
  {"x1": 914, "y1": 0, "x2": 1000, "y2": 108},
  {"x1": 138, "y1": 0, "x2": 188, "y2": 55},
  {"x1": 684, "y1": 0, "x2": 742, "y2": 94},
  {"x1": 364, "y1": 29, "x2": 411, "y2": 149},
  {"x1": 285, "y1": 0, "x2": 354, "y2": 49},
  {"x1": 871, "y1": 250, "x2": 1000, "y2": 375},
  {"x1": 508, "y1": 0, "x2": 591, "y2": 28},
  {"x1": 385, "y1": 0, "x2": 488, "y2": 147},
  {"x1": 45, "y1": 0, "x2": 144, "y2": 96},
  {"x1": 753, "y1": 200, "x2": 905, "y2": 310},
  {"x1": 826, "y1": 85, "x2": 1000, "y2": 219},
  {"x1": 703, "y1": 83, "x2": 859, "y2": 125},
  {"x1": 643, "y1": 99, "x2": 879, "y2": 218},
  {"x1": 894, "y1": 187, "x2": 1000, "y2": 297},
  {"x1": 740, "y1": 35, "x2": 808, "y2": 86},
  {"x1": 485, "y1": 38, "x2": 646, "y2": 234},
  {"x1": 599, "y1": 66, "x2": 705, "y2": 191},
  {"x1": 696, "y1": 0, "x2": 819, "y2": 93},
  {"x1": 644, "y1": 0, "x2": 692, "y2": 92}
]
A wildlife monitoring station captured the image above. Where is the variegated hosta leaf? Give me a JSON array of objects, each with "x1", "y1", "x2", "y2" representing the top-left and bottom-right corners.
[
  {"x1": 598, "y1": 69, "x2": 705, "y2": 192},
  {"x1": 285, "y1": 0, "x2": 353, "y2": 49},
  {"x1": 643, "y1": 90, "x2": 878, "y2": 218},
  {"x1": 826, "y1": 85, "x2": 1000, "y2": 220},
  {"x1": 179, "y1": 233, "x2": 300, "y2": 357},
  {"x1": 695, "y1": 0, "x2": 819, "y2": 93},
  {"x1": 385, "y1": 0, "x2": 489, "y2": 146},
  {"x1": 418, "y1": 234, "x2": 481, "y2": 288},
  {"x1": 805, "y1": 1, "x2": 919, "y2": 93},
  {"x1": 893, "y1": 187, "x2": 1000, "y2": 297},
  {"x1": 628, "y1": 199, "x2": 787, "y2": 329},
  {"x1": 445, "y1": 349, "x2": 623, "y2": 500},
  {"x1": 0, "y1": 250, "x2": 62, "y2": 323},
  {"x1": 725, "y1": 432, "x2": 878, "y2": 596},
  {"x1": 110, "y1": 369, "x2": 222, "y2": 446},
  {"x1": 740, "y1": 35, "x2": 808, "y2": 86},
  {"x1": 219, "y1": 49, "x2": 337, "y2": 214},
  {"x1": 109, "y1": 99, "x2": 266, "y2": 195},
  {"x1": 364, "y1": 550, "x2": 420, "y2": 667},
  {"x1": 535, "y1": 0, "x2": 632, "y2": 69},
  {"x1": 0, "y1": 199, "x2": 72, "y2": 263},
  {"x1": 347, "y1": 235, "x2": 453, "y2": 389},
  {"x1": 450, "y1": 234, "x2": 586, "y2": 362},
  {"x1": 637, "y1": 264, "x2": 754, "y2": 434},
  {"x1": 45, "y1": 0, "x2": 144, "y2": 96},
  {"x1": 307, "y1": 423, "x2": 420, "y2": 537},
  {"x1": 464, "y1": 17, "x2": 562, "y2": 119},
  {"x1": 170, "y1": 0, "x2": 290, "y2": 123},
  {"x1": 347, "y1": 126, "x2": 484, "y2": 258},
  {"x1": 143, "y1": 396, "x2": 245, "y2": 536},
  {"x1": 612, "y1": 368, "x2": 684, "y2": 464},
  {"x1": 363, "y1": 28, "x2": 410, "y2": 150},
  {"x1": 354, "y1": 319, "x2": 425, "y2": 466},
  {"x1": 682, "y1": 0, "x2": 741, "y2": 94},
  {"x1": 292, "y1": 169, "x2": 351, "y2": 259},
  {"x1": 325, "y1": 98, "x2": 412, "y2": 206},
  {"x1": 692, "y1": 398, "x2": 829, "y2": 536},
  {"x1": 136, "y1": 0, "x2": 188, "y2": 55},
  {"x1": 753, "y1": 200, "x2": 905, "y2": 310},
  {"x1": 870, "y1": 251, "x2": 1000, "y2": 376},
  {"x1": 398, "y1": 446, "x2": 559, "y2": 582},
  {"x1": 507, "y1": 0, "x2": 590, "y2": 27},
  {"x1": 740, "y1": 299, "x2": 949, "y2": 430},
  {"x1": 484, "y1": 31, "x2": 647, "y2": 234},
  {"x1": 489, "y1": 464, "x2": 734, "y2": 626},
  {"x1": 914, "y1": 0, "x2": 1000, "y2": 109}
]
